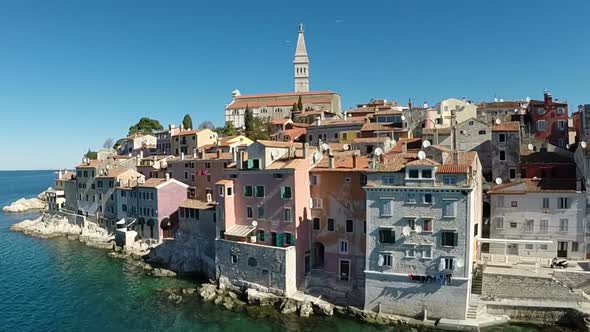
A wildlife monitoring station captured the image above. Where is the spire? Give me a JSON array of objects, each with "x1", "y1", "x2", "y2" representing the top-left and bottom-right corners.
[{"x1": 294, "y1": 23, "x2": 309, "y2": 92}]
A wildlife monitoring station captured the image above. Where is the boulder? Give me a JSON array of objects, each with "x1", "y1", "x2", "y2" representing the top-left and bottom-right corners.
[
  {"x1": 199, "y1": 283, "x2": 218, "y2": 302},
  {"x1": 299, "y1": 301, "x2": 313, "y2": 318},
  {"x1": 151, "y1": 268, "x2": 177, "y2": 277},
  {"x1": 3, "y1": 197, "x2": 46, "y2": 213},
  {"x1": 280, "y1": 298, "x2": 298, "y2": 315},
  {"x1": 313, "y1": 301, "x2": 334, "y2": 316},
  {"x1": 246, "y1": 288, "x2": 280, "y2": 307},
  {"x1": 182, "y1": 288, "x2": 197, "y2": 295}
]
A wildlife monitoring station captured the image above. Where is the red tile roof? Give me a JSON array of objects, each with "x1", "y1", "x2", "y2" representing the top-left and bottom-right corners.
[
  {"x1": 492, "y1": 122, "x2": 520, "y2": 132},
  {"x1": 488, "y1": 178, "x2": 579, "y2": 194}
]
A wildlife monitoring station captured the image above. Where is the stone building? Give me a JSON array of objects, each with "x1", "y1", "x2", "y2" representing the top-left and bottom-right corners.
[
  {"x1": 117, "y1": 134, "x2": 157, "y2": 156},
  {"x1": 363, "y1": 150, "x2": 482, "y2": 320},
  {"x1": 306, "y1": 152, "x2": 369, "y2": 306},
  {"x1": 487, "y1": 178, "x2": 586, "y2": 260},
  {"x1": 95, "y1": 167, "x2": 143, "y2": 232},
  {"x1": 491, "y1": 122, "x2": 521, "y2": 183},
  {"x1": 477, "y1": 100, "x2": 528, "y2": 125},
  {"x1": 526, "y1": 91, "x2": 569, "y2": 148},
  {"x1": 577, "y1": 104, "x2": 590, "y2": 143},
  {"x1": 46, "y1": 170, "x2": 75, "y2": 213},
  {"x1": 426, "y1": 98, "x2": 477, "y2": 129},
  {"x1": 306, "y1": 118, "x2": 365, "y2": 146},
  {"x1": 170, "y1": 128, "x2": 218, "y2": 156}
]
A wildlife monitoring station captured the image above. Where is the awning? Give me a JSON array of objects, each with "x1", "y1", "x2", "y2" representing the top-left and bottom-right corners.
[{"x1": 224, "y1": 225, "x2": 255, "y2": 238}]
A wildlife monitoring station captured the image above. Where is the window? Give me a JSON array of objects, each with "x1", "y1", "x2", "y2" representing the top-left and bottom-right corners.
[
  {"x1": 421, "y1": 169, "x2": 433, "y2": 179},
  {"x1": 443, "y1": 176, "x2": 457, "y2": 185},
  {"x1": 311, "y1": 197, "x2": 323, "y2": 209},
  {"x1": 525, "y1": 219, "x2": 534, "y2": 232},
  {"x1": 495, "y1": 196, "x2": 504, "y2": 208},
  {"x1": 572, "y1": 242, "x2": 579, "y2": 252},
  {"x1": 537, "y1": 120, "x2": 546, "y2": 132},
  {"x1": 408, "y1": 169, "x2": 419, "y2": 178},
  {"x1": 258, "y1": 206, "x2": 264, "y2": 219},
  {"x1": 382, "y1": 176, "x2": 395, "y2": 185},
  {"x1": 557, "y1": 107, "x2": 565, "y2": 115},
  {"x1": 313, "y1": 218, "x2": 320, "y2": 230},
  {"x1": 310, "y1": 175, "x2": 318, "y2": 186},
  {"x1": 243, "y1": 185, "x2": 253, "y2": 197},
  {"x1": 405, "y1": 247, "x2": 415, "y2": 258},
  {"x1": 423, "y1": 219, "x2": 432, "y2": 232},
  {"x1": 122, "y1": 204, "x2": 127, "y2": 212},
  {"x1": 540, "y1": 244, "x2": 548, "y2": 250},
  {"x1": 339, "y1": 240, "x2": 348, "y2": 254},
  {"x1": 443, "y1": 201, "x2": 457, "y2": 218},
  {"x1": 479, "y1": 130, "x2": 486, "y2": 135},
  {"x1": 559, "y1": 219, "x2": 568, "y2": 232},
  {"x1": 381, "y1": 199, "x2": 393, "y2": 216},
  {"x1": 378, "y1": 228, "x2": 395, "y2": 244},
  {"x1": 499, "y1": 150, "x2": 506, "y2": 161},
  {"x1": 346, "y1": 220, "x2": 353, "y2": 233},
  {"x1": 284, "y1": 208, "x2": 292, "y2": 222},
  {"x1": 537, "y1": 107, "x2": 545, "y2": 115},
  {"x1": 558, "y1": 197, "x2": 569, "y2": 209},
  {"x1": 509, "y1": 168, "x2": 516, "y2": 179},
  {"x1": 407, "y1": 218, "x2": 416, "y2": 230},
  {"x1": 499, "y1": 133, "x2": 506, "y2": 142},
  {"x1": 423, "y1": 193, "x2": 433, "y2": 204},
  {"x1": 441, "y1": 258, "x2": 454, "y2": 270},
  {"x1": 441, "y1": 231, "x2": 457, "y2": 247},
  {"x1": 344, "y1": 177, "x2": 351, "y2": 183},
  {"x1": 422, "y1": 247, "x2": 433, "y2": 259},
  {"x1": 246, "y1": 207, "x2": 253, "y2": 218},
  {"x1": 378, "y1": 253, "x2": 393, "y2": 267},
  {"x1": 540, "y1": 219, "x2": 549, "y2": 232},
  {"x1": 557, "y1": 120, "x2": 566, "y2": 131},
  {"x1": 525, "y1": 244, "x2": 534, "y2": 250},
  {"x1": 495, "y1": 217, "x2": 504, "y2": 229},
  {"x1": 230, "y1": 254, "x2": 238, "y2": 264},
  {"x1": 281, "y1": 186, "x2": 292, "y2": 199},
  {"x1": 406, "y1": 193, "x2": 416, "y2": 204},
  {"x1": 511, "y1": 200, "x2": 518, "y2": 207},
  {"x1": 327, "y1": 218, "x2": 335, "y2": 231},
  {"x1": 255, "y1": 186, "x2": 265, "y2": 197},
  {"x1": 510, "y1": 222, "x2": 517, "y2": 228},
  {"x1": 284, "y1": 232, "x2": 295, "y2": 245}
]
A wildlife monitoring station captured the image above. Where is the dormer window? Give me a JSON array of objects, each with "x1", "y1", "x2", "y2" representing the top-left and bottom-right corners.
[
  {"x1": 421, "y1": 169, "x2": 433, "y2": 179},
  {"x1": 409, "y1": 169, "x2": 419, "y2": 178}
]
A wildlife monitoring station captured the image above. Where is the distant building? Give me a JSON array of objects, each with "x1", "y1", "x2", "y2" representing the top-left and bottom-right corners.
[
  {"x1": 426, "y1": 98, "x2": 477, "y2": 129},
  {"x1": 170, "y1": 128, "x2": 218, "y2": 156},
  {"x1": 491, "y1": 122, "x2": 521, "y2": 183},
  {"x1": 117, "y1": 134, "x2": 157, "y2": 156},
  {"x1": 577, "y1": 104, "x2": 590, "y2": 143},
  {"x1": 46, "y1": 170, "x2": 76, "y2": 213},
  {"x1": 155, "y1": 125, "x2": 180, "y2": 155},
  {"x1": 477, "y1": 100, "x2": 528, "y2": 125},
  {"x1": 306, "y1": 118, "x2": 365, "y2": 146},
  {"x1": 488, "y1": 178, "x2": 585, "y2": 260},
  {"x1": 526, "y1": 91, "x2": 569, "y2": 147}
]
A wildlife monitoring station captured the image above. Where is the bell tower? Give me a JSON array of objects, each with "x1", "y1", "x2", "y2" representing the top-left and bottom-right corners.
[{"x1": 294, "y1": 23, "x2": 310, "y2": 92}]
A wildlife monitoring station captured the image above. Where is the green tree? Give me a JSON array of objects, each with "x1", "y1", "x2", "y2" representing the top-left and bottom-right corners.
[
  {"x1": 217, "y1": 122, "x2": 238, "y2": 136},
  {"x1": 113, "y1": 138, "x2": 125, "y2": 150},
  {"x1": 244, "y1": 105, "x2": 253, "y2": 134},
  {"x1": 292, "y1": 102, "x2": 298, "y2": 112},
  {"x1": 85, "y1": 149, "x2": 98, "y2": 160},
  {"x1": 297, "y1": 96, "x2": 303, "y2": 113},
  {"x1": 246, "y1": 117, "x2": 271, "y2": 141},
  {"x1": 128, "y1": 117, "x2": 163, "y2": 136},
  {"x1": 182, "y1": 114, "x2": 193, "y2": 130}
]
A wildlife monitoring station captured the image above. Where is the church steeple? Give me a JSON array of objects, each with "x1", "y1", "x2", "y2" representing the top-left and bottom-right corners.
[{"x1": 294, "y1": 23, "x2": 309, "y2": 92}]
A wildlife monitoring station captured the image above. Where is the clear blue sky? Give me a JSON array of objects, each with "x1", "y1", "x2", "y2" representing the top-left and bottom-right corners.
[{"x1": 1, "y1": 0, "x2": 589, "y2": 170}]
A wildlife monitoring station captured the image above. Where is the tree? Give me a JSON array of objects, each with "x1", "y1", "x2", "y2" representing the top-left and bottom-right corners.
[
  {"x1": 246, "y1": 117, "x2": 271, "y2": 141},
  {"x1": 128, "y1": 117, "x2": 163, "y2": 136},
  {"x1": 182, "y1": 114, "x2": 193, "y2": 130},
  {"x1": 217, "y1": 122, "x2": 237, "y2": 136},
  {"x1": 198, "y1": 120, "x2": 215, "y2": 130},
  {"x1": 102, "y1": 137, "x2": 115, "y2": 149},
  {"x1": 85, "y1": 149, "x2": 98, "y2": 160},
  {"x1": 113, "y1": 138, "x2": 125, "y2": 150},
  {"x1": 297, "y1": 96, "x2": 303, "y2": 113},
  {"x1": 244, "y1": 105, "x2": 253, "y2": 134}
]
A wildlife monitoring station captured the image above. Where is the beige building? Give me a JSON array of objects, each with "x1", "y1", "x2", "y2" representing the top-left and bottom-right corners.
[
  {"x1": 426, "y1": 98, "x2": 477, "y2": 129},
  {"x1": 171, "y1": 128, "x2": 218, "y2": 156}
]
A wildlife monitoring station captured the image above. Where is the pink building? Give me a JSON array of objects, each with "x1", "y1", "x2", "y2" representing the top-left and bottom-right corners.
[{"x1": 214, "y1": 140, "x2": 320, "y2": 294}]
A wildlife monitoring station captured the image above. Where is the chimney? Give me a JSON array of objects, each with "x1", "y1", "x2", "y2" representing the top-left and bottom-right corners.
[
  {"x1": 193, "y1": 148, "x2": 197, "y2": 159},
  {"x1": 328, "y1": 154, "x2": 335, "y2": 169},
  {"x1": 181, "y1": 152, "x2": 185, "y2": 160},
  {"x1": 402, "y1": 143, "x2": 407, "y2": 153},
  {"x1": 451, "y1": 109, "x2": 458, "y2": 164},
  {"x1": 199, "y1": 148, "x2": 205, "y2": 159},
  {"x1": 58, "y1": 169, "x2": 63, "y2": 180},
  {"x1": 216, "y1": 150, "x2": 222, "y2": 159},
  {"x1": 423, "y1": 101, "x2": 429, "y2": 108},
  {"x1": 217, "y1": 138, "x2": 221, "y2": 146},
  {"x1": 232, "y1": 148, "x2": 238, "y2": 164},
  {"x1": 352, "y1": 152, "x2": 358, "y2": 169},
  {"x1": 165, "y1": 173, "x2": 170, "y2": 181},
  {"x1": 315, "y1": 116, "x2": 321, "y2": 126},
  {"x1": 139, "y1": 150, "x2": 144, "y2": 159},
  {"x1": 544, "y1": 90, "x2": 553, "y2": 108},
  {"x1": 239, "y1": 151, "x2": 246, "y2": 169},
  {"x1": 303, "y1": 142, "x2": 309, "y2": 159}
]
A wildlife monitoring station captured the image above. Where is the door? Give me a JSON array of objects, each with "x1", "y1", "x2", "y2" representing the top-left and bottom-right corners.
[
  {"x1": 557, "y1": 242, "x2": 568, "y2": 258},
  {"x1": 507, "y1": 243, "x2": 518, "y2": 256},
  {"x1": 339, "y1": 260, "x2": 350, "y2": 281},
  {"x1": 304, "y1": 255, "x2": 310, "y2": 275},
  {"x1": 271, "y1": 232, "x2": 277, "y2": 246}
]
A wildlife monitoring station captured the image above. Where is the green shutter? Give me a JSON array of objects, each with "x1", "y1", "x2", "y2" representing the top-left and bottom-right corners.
[
  {"x1": 277, "y1": 233, "x2": 285, "y2": 247},
  {"x1": 280, "y1": 187, "x2": 285, "y2": 198},
  {"x1": 247, "y1": 159, "x2": 254, "y2": 169},
  {"x1": 454, "y1": 233, "x2": 459, "y2": 246}
]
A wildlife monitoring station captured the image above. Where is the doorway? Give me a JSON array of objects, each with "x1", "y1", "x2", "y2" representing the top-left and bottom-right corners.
[
  {"x1": 339, "y1": 260, "x2": 350, "y2": 281},
  {"x1": 557, "y1": 242, "x2": 568, "y2": 258},
  {"x1": 507, "y1": 243, "x2": 518, "y2": 256},
  {"x1": 304, "y1": 255, "x2": 310, "y2": 275}
]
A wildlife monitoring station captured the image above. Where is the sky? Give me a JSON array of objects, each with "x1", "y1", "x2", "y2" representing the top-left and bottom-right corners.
[{"x1": 1, "y1": 0, "x2": 589, "y2": 170}]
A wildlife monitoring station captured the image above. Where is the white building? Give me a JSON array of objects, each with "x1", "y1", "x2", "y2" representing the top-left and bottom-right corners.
[
  {"x1": 426, "y1": 98, "x2": 477, "y2": 129},
  {"x1": 487, "y1": 178, "x2": 586, "y2": 260}
]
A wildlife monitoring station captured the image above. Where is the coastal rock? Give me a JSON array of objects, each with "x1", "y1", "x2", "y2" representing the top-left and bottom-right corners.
[
  {"x1": 246, "y1": 288, "x2": 280, "y2": 307},
  {"x1": 182, "y1": 288, "x2": 197, "y2": 295},
  {"x1": 3, "y1": 197, "x2": 46, "y2": 213},
  {"x1": 280, "y1": 298, "x2": 298, "y2": 315},
  {"x1": 151, "y1": 268, "x2": 177, "y2": 277},
  {"x1": 313, "y1": 301, "x2": 334, "y2": 316},
  {"x1": 199, "y1": 283, "x2": 218, "y2": 302},
  {"x1": 299, "y1": 301, "x2": 313, "y2": 318}
]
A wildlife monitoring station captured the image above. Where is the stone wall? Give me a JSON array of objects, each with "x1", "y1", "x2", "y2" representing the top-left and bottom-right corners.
[
  {"x1": 553, "y1": 270, "x2": 590, "y2": 294},
  {"x1": 216, "y1": 239, "x2": 297, "y2": 296},
  {"x1": 482, "y1": 272, "x2": 588, "y2": 302}
]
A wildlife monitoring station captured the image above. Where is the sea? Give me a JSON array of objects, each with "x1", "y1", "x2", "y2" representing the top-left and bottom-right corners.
[{"x1": 0, "y1": 170, "x2": 561, "y2": 331}]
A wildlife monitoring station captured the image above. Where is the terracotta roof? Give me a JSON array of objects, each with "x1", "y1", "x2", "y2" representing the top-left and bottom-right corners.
[
  {"x1": 361, "y1": 122, "x2": 393, "y2": 132},
  {"x1": 352, "y1": 137, "x2": 389, "y2": 144},
  {"x1": 291, "y1": 122, "x2": 310, "y2": 128},
  {"x1": 139, "y1": 178, "x2": 168, "y2": 188},
  {"x1": 234, "y1": 91, "x2": 336, "y2": 99},
  {"x1": 76, "y1": 160, "x2": 102, "y2": 168},
  {"x1": 492, "y1": 122, "x2": 520, "y2": 132},
  {"x1": 422, "y1": 127, "x2": 452, "y2": 135},
  {"x1": 477, "y1": 101, "x2": 526, "y2": 109},
  {"x1": 215, "y1": 179, "x2": 234, "y2": 185},
  {"x1": 375, "y1": 153, "x2": 418, "y2": 172},
  {"x1": 96, "y1": 167, "x2": 134, "y2": 178},
  {"x1": 406, "y1": 159, "x2": 440, "y2": 167},
  {"x1": 374, "y1": 109, "x2": 403, "y2": 116},
  {"x1": 389, "y1": 138, "x2": 422, "y2": 153},
  {"x1": 180, "y1": 199, "x2": 215, "y2": 210},
  {"x1": 488, "y1": 178, "x2": 579, "y2": 194},
  {"x1": 271, "y1": 128, "x2": 306, "y2": 140},
  {"x1": 173, "y1": 129, "x2": 206, "y2": 136},
  {"x1": 309, "y1": 118, "x2": 365, "y2": 127},
  {"x1": 312, "y1": 153, "x2": 368, "y2": 171},
  {"x1": 346, "y1": 106, "x2": 376, "y2": 114},
  {"x1": 226, "y1": 97, "x2": 333, "y2": 110},
  {"x1": 437, "y1": 151, "x2": 478, "y2": 174},
  {"x1": 437, "y1": 164, "x2": 469, "y2": 174},
  {"x1": 60, "y1": 171, "x2": 77, "y2": 180},
  {"x1": 271, "y1": 118, "x2": 292, "y2": 125},
  {"x1": 428, "y1": 145, "x2": 453, "y2": 153},
  {"x1": 256, "y1": 140, "x2": 303, "y2": 148}
]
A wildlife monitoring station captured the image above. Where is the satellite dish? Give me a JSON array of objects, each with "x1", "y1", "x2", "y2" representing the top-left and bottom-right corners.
[
  {"x1": 343, "y1": 144, "x2": 350, "y2": 151},
  {"x1": 251, "y1": 220, "x2": 258, "y2": 227},
  {"x1": 528, "y1": 143, "x2": 534, "y2": 151},
  {"x1": 321, "y1": 143, "x2": 330, "y2": 152},
  {"x1": 402, "y1": 226, "x2": 411, "y2": 237},
  {"x1": 415, "y1": 225, "x2": 423, "y2": 234},
  {"x1": 161, "y1": 161, "x2": 168, "y2": 169},
  {"x1": 514, "y1": 109, "x2": 519, "y2": 113},
  {"x1": 374, "y1": 148, "x2": 384, "y2": 156},
  {"x1": 495, "y1": 177, "x2": 503, "y2": 185},
  {"x1": 456, "y1": 258, "x2": 464, "y2": 268},
  {"x1": 313, "y1": 151, "x2": 322, "y2": 163},
  {"x1": 495, "y1": 118, "x2": 501, "y2": 125},
  {"x1": 566, "y1": 144, "x2": 570, "y2": 149},
  {"x1": 418, "y1": 151, "x2": 426, "y2": 160},
  {"x1": 422, "y1": 140, "x2": 431, "y2": 148},
  {"x1": 582, "y1": 141, "x2": 588, "y2": 149},
  {"x1": 271, "y1": 150, "x2": 279, "y2": 159},
  {"x1": 401, "y1": 115, "x2": 406, "y2": 121}
]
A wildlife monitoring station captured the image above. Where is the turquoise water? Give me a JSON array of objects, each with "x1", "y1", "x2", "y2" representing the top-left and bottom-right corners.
[{"x1": 0, "y1": 171, "x2": 559, "y2": 331}]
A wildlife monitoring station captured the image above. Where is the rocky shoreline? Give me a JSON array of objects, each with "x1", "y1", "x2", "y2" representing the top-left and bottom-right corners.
[{"x1": 2, "y1": 190, "x2": 48, "y2": 213}]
